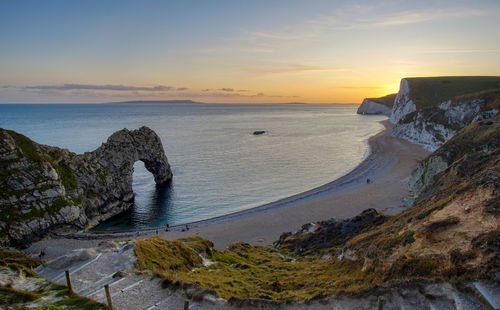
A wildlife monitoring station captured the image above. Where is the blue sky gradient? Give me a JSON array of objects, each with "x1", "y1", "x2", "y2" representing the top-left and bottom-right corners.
[{"x1": 1, "y1": 0, "x2": 499, "y2": 103}]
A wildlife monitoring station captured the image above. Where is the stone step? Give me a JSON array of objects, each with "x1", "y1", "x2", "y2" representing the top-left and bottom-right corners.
[{"x1": 474, "y1": 282, "x2": 500, "y2": 310}]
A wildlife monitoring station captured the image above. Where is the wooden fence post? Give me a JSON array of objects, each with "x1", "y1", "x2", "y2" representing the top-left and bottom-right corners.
[
  {"x1": 104, "y1": 284, "x2": 114, "y2": 310},
  {"x1": 65, "y1": 270, "x2": 73, "y2": 294},
  {"x1": 377, "y1": 296, "x2": 385, "y2": 310}
]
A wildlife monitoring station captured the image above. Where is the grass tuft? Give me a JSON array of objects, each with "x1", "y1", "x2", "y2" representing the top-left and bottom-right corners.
[{"x1": 135, "y1": 236, "x2": 383, "y2": 302}]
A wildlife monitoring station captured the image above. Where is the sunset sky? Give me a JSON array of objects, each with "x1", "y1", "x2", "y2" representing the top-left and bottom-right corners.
[{"x1": 1, "y1": 0, "x2": 499, "y2": 103}]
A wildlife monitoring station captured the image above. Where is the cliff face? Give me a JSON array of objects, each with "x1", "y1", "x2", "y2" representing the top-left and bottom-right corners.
[
  {"x1": 389, "y1": 77, "x2": 500, "y2": 151},
  {"x1": 0, "y1": 126, "x2": 172, "y2": 247},
  {"x1": 357, "y1": 93, "x2": 396, "y2": 116},
  {"x1": 409, "y1": 116, "x2": 500, "y2": 200}
]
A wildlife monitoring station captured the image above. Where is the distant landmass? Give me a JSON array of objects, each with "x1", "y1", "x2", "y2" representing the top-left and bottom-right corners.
[
  {"x1": 108, "y1": 100, "x2": 204, "y2": 104},
  {"x1": 108, "y1": 100, "x2": 322, "y2": 105}
]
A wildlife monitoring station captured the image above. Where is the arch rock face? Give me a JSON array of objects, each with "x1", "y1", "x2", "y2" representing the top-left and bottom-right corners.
[{"x1": 0, "y1": 126, "x2": 172, "y2": 247}]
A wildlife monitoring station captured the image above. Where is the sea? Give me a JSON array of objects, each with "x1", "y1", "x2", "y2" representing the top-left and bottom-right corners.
[{"x1": 0, "y1": 103, "x2": 386, "y2": 231}]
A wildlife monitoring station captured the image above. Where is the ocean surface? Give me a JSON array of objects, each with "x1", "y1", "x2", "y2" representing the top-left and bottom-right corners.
[{"x1": 0, "y1": 103, "x2": 386, "y2": 231}]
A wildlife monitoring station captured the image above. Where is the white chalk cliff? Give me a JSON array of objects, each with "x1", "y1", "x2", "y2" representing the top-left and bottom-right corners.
[
  {"x1": 389, "y1": 77, "x2": 500, "y2": 151},
  {"x1": 357, "y1": 99, "x2": 391, "y2": 115}
]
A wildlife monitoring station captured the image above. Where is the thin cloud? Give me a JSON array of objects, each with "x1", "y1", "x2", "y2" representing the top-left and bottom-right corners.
[
  {"x1": 247, "y1": 63, "x2": 349, "y2": 76},
  {"x1": 176, "y1": 87, "x2": 189, "y2": 91},
  {"x1": 25, "y1": 84, "x2": 180, "y2": 92},
  {"x1": 241, "y1": 7, "x2": 488, "y2": 46},
  {"x1": 336, "y1": 86, "x2": 385, "y2": 90},
  {"x1": 202, "y1": 88, "x2": 250, "y2": 93},
  {"x1": 309, "y1": 7, "x2": 489, "y2": 31},
  {"x1": 417, "y1": 48, "x2": 500, "y2": 54},
  {"x1": 204, "y1": 91, "x2": 294, "y2": 98},
  {"x1": 359, "y1": 8, "x2": 487, "y2": 28}
]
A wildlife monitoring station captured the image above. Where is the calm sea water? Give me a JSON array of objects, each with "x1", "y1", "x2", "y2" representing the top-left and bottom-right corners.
[{"x1": 0, "y1": 103, "x2": 385, "y2": 230}]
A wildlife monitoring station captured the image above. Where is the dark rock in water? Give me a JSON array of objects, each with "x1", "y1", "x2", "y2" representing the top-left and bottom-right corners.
[
  {"x1": 253, "y1": 130, "x2": 266, "y2": 135},
  {"x1": 0, "y1": 126, "x2": 172, "y2": 247}
]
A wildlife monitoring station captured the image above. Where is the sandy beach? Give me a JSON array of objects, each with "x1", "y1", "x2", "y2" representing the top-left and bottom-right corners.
[
  {"x1": 28, "y1": 119, "x2": 428, "y2": 253},
  {"x1": 158, "y1": 120, "x2": 429, "y2": 248}
]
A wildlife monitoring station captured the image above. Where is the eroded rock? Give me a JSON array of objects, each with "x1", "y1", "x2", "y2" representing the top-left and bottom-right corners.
[{"x1": 0, "y1": 126, "x2": 172, "y2": 247}]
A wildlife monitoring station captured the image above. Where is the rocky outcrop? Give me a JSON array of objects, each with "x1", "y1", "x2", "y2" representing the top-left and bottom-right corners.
[
  {"x1": 357, "y1": 93, "x2": 396, "y2": 116},
  {"x1": 389, "y1": 77, "x2": 500, "y2": 151},
  {"x1": 408, "y1": 115, "x2": 500, "y2": 202},
  {"x1": 0, "y1": 126, "x2": 172, "y2": 247},
  {"x1": 275, "y1": 208, "x2": 388, "y2": 256}
]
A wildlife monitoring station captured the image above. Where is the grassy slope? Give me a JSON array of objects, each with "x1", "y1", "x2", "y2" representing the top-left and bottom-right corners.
[
  {"x1": 404, "y1": 76, "x2": 500, "y2": 108},
  {"x1": 365, "y1": 93, "x2": 397, "y2": 108},
  {"x1": 0, "y1": 250, "x2": 107, "y2": 310},
  {"x1": 135, "y1": 115, "x2": 499, "y2": 303},
  {"x1": 135, "y1": 236, "x2": 382, "y2": 302}
]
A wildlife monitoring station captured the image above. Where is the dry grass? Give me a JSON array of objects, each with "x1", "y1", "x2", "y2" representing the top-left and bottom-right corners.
[
  {"x1": 134, "y1": 237, "x2": 383, "y2": 302},
  {"x1": 0, "y1": 250, "x2": 107, "y2": 309}
]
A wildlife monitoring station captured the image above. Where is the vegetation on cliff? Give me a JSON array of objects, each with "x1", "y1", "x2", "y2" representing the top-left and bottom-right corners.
[
  {"x1": 364, "y1": 93, "x2": 397, "y2": 108},
  {"x1": 402, "y1": 76, "x2": 500, "y2": 109}
]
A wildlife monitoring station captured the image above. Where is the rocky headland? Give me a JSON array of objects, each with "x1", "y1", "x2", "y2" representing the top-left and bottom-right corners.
[
  {"x1": 356, "y1": 93, "x2": 396, "y2": 116},
  {"x1": 389, "y1": 76, "x2": 500, "y2": 150},
  {"x1": 0, "y1": 126, "x2": 172, "y2": 248}
]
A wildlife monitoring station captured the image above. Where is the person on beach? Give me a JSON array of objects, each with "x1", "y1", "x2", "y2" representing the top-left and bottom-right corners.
[
  {"x1": 39, "y1": 249, "x2": 46, "y2": 266},
  {"x1": 367, "y1": 178, "x2": 371, "y2": 184},
  {"x1": 165, "y1": 223, "x2": 170, "y2": 232}
]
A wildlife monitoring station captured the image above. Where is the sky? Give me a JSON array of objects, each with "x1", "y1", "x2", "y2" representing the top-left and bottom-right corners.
[{"x1": 1, "y1": 0, "x2": 499, "y2": 103}]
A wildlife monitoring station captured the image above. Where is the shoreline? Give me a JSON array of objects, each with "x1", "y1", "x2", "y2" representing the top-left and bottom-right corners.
[
  {"x1": 32, "y1": 119, "x2": 429, "y2": 250},
  {"x1": 89, "y1": 119, "x2": 387, "y2": 234}
]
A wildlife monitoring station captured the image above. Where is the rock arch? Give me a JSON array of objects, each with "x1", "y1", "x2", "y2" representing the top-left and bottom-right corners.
[
  {"x1": 0, "y1": 126, "x2": 172, "y2": 247},
  {"x1": 91, "y1": 126, "x2": 172, "y2": 187}
]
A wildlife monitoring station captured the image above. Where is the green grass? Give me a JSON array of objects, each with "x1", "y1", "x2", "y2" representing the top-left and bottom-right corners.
[
  {"x1": 135, "y1": 236, "x2": 203, "y2": 273},
  {"x1": 5, "y1": 129, "x2": 44, "y2": 162},
  {"x1": 404, "y1": 76, "x2": 500, "y2": 108},
  {"x1": 366, "y1": 93, "x2": 397, "y2": 108},
  {"x1": 55, "y1": 160, "x2": 78, "y2": 189},
  {"x1": 0, "y1": 249, "x2": 41, "y2": 275},
  {"x1": 52, "y1": 287, "x2": 107, "y2": 310},
  {"x1": 0, "y1": 287, "x2": 41, "y2": 305}
]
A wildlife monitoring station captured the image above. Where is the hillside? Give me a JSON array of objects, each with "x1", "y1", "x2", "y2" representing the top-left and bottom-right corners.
[
  {"x1": 134, "y1": 115, "x2": 499, "y2": 306},
  {"x1": 390, "y1": 76, "x2": 500, "y2": 150},
  {"x1": 109, "y1": 100, "x2": 202, "y2": 104},
  {"x1": 394, "y1": 76, "x2": 500, "y2": 109}
]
